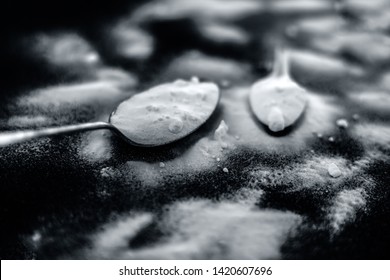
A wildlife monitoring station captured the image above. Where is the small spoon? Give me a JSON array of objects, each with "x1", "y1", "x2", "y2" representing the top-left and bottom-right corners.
[
  {"x1": 249, "y1": 48, "x2": 307, "y2": 132},
  {"x1": 0, "y1": 79, "x2": 220, "y2": 147}
]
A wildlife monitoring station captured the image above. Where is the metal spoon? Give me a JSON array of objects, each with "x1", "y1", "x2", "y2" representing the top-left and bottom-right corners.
[
  {"x1": 0, "y1": 79, "x2": 220, "y2": 147},
  {"x1": 249, "y1": 48, "x2": 307, "y2": 132}
]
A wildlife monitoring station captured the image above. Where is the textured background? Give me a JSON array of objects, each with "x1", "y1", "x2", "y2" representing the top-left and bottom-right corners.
[{"x1": 0, "y1": 0, "x2": 390, "y2": 259}]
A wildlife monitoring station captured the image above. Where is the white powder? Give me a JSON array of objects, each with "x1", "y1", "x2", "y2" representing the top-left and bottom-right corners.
[
  {"x1": 328, "y1": 188, "x2": 367, "y2": 233},
  {"x1": 222, "y1": 86, "x2": 342, "y2": 154},
  {"x1": 19, "y1": 81, "x2": 135, "y2": 113},
  {"x1": 31, "y1": 231, "x2": 42, "y2": 243},
  {"x1": 267, "y1": 107, "x2": 286, "y2": 132},
  {"x1": 107, "y1": 120, "x2": 236, "y2": 184},
  {"x1": 130, "y1": 0, "x2": 263, "y2": 24},
  {"x1": 328, "y1": 163, "x2": 342, "y2": 178},
  {"x1": 110, "y1": 79, "x2": 219, "y2": 146},
  {"x1": 268, "y1": 0, "x2": 334, "y2": 14},
  {"x1": 336, "y1": 118, "x2": 349, "y2": 128},
  {"x1": 90, "y1": 213, "x2": 154, "y2": 259},
  {"x1": 291, "y1": 29, "x2": 390, "y2": 68},
  {"x1": 248, "y1": 155, "x2": 362, "y2": 191},
  {"x1": 250, "y1": 74, "x2": 307, "y2": 132},
  {"x1": 287, "y1": 16, "x2": 347, "y2": 38},
  {"x1": 341, "y1": 32, "x2": 390, "y2": 66},
  {"x1": 221, "y1": 188, "x2": 264, "y2": 206},
  {"x1": 14, "y1": 68, "x2": 137, "y2": 163},
  {"x1": 197, "y1": 22, "x2": 250, "y2": 45},
  {"x1": 93, "y1": 68, "x2": 138, "y2": 89},
  {"x1": 103, "y1": 81, "x2": 345, "y2": 185},
  {"x1": 348, "y1": 91, "x2": 390, "y2": 116},
  {"x1": 107, "y1": 21, "x2": 154, "y2": 61},
  {"x1": 86, "y1": 199, "x2": 301, "y2": 259},
  {"x1": 31, "y1": 32, "x2": 100, "y2": 68},
  {"x1": 351, "y1": 122, "x2": 390, "y2": 149},
  {"x1": 214, "y1": 120, "x2": 229, "y2": 148},
  {"x1": 161, "y1": 51, "x2": 252, "y2": 84},
  {"x1": 7, "y1": 115, "x2": 51, "y2": 128},
  {"x1": 78, "y1": 130, "x2": 113, "y2": 163},
  {"x1": 289, "y1": 49, "x2": 364, "y2": 86}
]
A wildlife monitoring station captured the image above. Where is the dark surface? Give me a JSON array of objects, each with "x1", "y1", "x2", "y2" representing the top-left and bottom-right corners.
[{"x1": 0, "y1": 0, "x2": 390, "y2": 259}]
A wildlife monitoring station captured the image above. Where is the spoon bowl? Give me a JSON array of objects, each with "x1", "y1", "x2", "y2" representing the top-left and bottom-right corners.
[
  {"x1": 0, "y1": 79, "x2": 220, "y2": 148},
  {"x1": 249, "y1": 48, "x2": 307, "y2": 133}
]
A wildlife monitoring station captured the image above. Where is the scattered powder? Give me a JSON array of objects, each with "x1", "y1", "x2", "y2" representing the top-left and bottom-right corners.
[
  {"x1": 214, "y1": 120, "x2": 229, "y2": 149},
  {"x1": 31, "y1": 32, "x2": 100, "y2": 68},
  {"x1": 191, "y1": 76, "x2": 200, "y2": 83},
  {"x1": 93, "y1": 68, "x2": 138, "y2": 89},
  {"x1": 339, "y1": 0, "x2": 390, "y2": 31},
  {"x1": 328, "y1": 163, "x2": 342, "y2": 178},
  {"x1": 287, "y1": 15, "x2": 347, "y2": 39},
  {"x1": 157, "y1": 200, "x2": 301, "y2": 259},
  {"x1": 88, "y1": 213, "x2": 154, "y2": 259},
  {"x1": 352, "y1": 114, "x2": 360, "y2": 121},
  {"x1": 348, "y1": 91, "x2": 390, "y2": 116},
  {"x1": 78, "y1": 129, "x2": 113, "y2": 163},
  {"x1": 289, "y1": 49, "x2": 364, "y2": 88},
  {"x1": 351, "y1": 122, "x2": 390, "y2": 149},
  {"x1": 86, "y1": 199, "x2": 301, "y2": 259},
  {"x1": 130, "y1": 0, "x2": 263, "y2": 24},
  {"x1": 341, "y1": 0, "x2": 390, "y2": 13},
  {"x1": 7, "y1": 0, "x2": 389, "y2": 260},
  {"x1": 268, "y1": 0, "x2": 334, "y2": 14},
  {"x1": 222, "y1": 86, "x2": 342, "y2": 154},
  {"x1": 221, "y1": 187, "x2": 264, "y2": 206},
  {"x1": 100, "y1": 167, "x2": 115, "y2": 178},
  {"x1": 336, "y1": 119, "x2": 349, "y2": 128},
  {"x1": 341, "y1": 32, "x2": 390, "y2": 66},
  {"x1": 328, "y1": 188, "x2": 367, "y2": 233},
  {"x1": 380, "y1": 71, "x2": 390, "y2": 89},
  {"x1": 31, "y1": 231, "x2": 42, "y2": 243},
  {"x1": 19, "y1": 81, "x2": 134, "y2": 111},
  {"x1": 292, "y1": 29, "x2": 390, "y2": 67},
  {"x1": 105, "y1": 124, "x2": 236, "y2": 187},
  {"x1": 7, "y1": 115, "x2": 51, "y2": 128},
  {"x1": 108, "y1": 22, "x2": 154, "y2": 61},
  {"x1": 198, "y1": 22, "x2": 250, "y2": 45},
  {"x1": 247, "y1": 155, "x2": 365, "y2": 191},
  {"x1": 14, "y1": 71, "x2": 346, "y2": 191},
  {"x1": 110, "y1": 79, "x2": 219, "y2": 146},
  {"x1": 123, "y1": 161, "x2": 166, "y2": 188},
  {"x1": 12, "y1": 69, "x2": 137, "y2": 163},
  {"x1": 315, "y1": 132, "x2": 323, "y2": 138},
  {"x1": 220, "y1": 80, "x2": 232, "y2": 88},
  {"x1": 161, "y1": 51, "x2": 252, "y2": 84}
]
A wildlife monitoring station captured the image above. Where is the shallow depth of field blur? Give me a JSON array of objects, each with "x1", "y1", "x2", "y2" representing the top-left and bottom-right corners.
[{"x1": 0, "y1": 0, "x2": 390, "y2": 259}]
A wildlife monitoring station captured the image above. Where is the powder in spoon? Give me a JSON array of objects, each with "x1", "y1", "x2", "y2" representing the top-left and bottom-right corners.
[
  {"x1": 250, "y1": 71, "x2": 307, "y2": 132},
  {"x1": 250, "y1": 48, "x2": 309, "y2": 133},
  {"x1": 110, "y1": 79, "x2": 219, "y2": 146}
]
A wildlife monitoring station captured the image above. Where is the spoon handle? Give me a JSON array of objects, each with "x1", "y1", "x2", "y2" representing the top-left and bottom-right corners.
[
  {"x1": 0, "y1": 121, "x2": 113, "y2": 147},
  {"x1": 272, "y1": 48, "x2": 290, "y2": 78}
]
